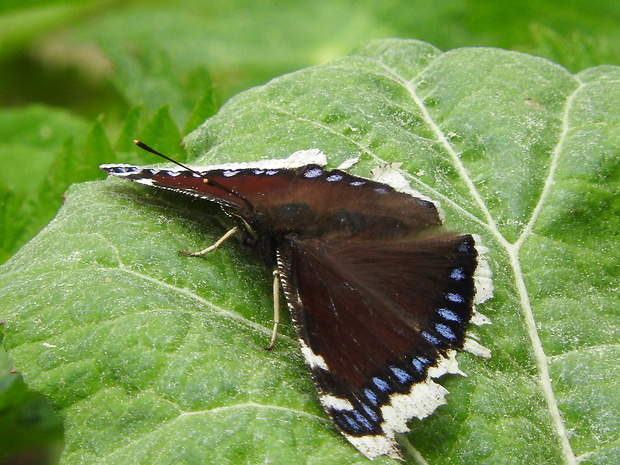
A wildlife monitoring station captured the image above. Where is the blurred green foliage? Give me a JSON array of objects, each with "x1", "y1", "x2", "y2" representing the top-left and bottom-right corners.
[{"x1": 1, "y1": 1, "x2": 619, "y2": 464}]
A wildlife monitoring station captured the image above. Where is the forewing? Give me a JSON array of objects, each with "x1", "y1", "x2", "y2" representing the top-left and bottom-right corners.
[{"x1": 100, "y1": 162, "x2": 442, "y2": 234}]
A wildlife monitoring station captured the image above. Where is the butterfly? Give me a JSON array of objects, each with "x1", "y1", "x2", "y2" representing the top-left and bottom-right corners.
[{"x1": 100, "y1": 142, "x2": 493, "y2": 460}]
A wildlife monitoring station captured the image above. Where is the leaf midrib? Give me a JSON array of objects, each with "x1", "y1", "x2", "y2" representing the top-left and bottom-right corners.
[{"x1": 377, "y1": 55, "x2": 580, "y2": 464}]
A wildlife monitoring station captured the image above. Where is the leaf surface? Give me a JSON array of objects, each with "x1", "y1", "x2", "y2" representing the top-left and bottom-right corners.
[{"x1": 1, "y1": 39, "x2": 619, "y2": 464}]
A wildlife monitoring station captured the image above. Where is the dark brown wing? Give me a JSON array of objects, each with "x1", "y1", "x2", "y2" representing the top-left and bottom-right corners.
[
  {"x1": 276, "y1": 233, "x2": 479, "y2": 459},
  {"x1": 100, "y1": 163, "x2": 443, "y2": 236}
]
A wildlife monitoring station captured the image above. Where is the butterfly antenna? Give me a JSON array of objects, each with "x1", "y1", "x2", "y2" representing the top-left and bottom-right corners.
[
  {"x1": 133, "y1": 140, "x2": 254, "y2": 210},
  {"x1": 134, "y1": 140, "x2": 204, "y2": 176}
]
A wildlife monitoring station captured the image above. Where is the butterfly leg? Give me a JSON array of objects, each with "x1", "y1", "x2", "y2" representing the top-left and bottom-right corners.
[
  {"x1": 265, "y1": 270, "x2": 281, "y2": 351},
  {"x1": 179, "y1": 226, "x2": 239, "y2": 257}
]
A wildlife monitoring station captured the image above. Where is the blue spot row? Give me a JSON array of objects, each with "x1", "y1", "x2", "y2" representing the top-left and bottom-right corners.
[
  {"x1": 458, "y1": 241, "x2": 473, "y2": 253},
  {"x1": 112, "y1": 166, "x2": 137, "y2": 174},
  {"x1": 446, "y1": 292, "x2": 464, "y2": 303},
  {"x1": 437, "y1": 307, "x2": 461, "y2": 322},
  {"x1": 303, "y1": 167, "x2": 323, "y2": 178},
  {"x1": 422, "y1": 331, "x2": 441, "y2": 345},
  {"x1": 326, "y1": 173, "x2": 343, "y2": 182},
  {"x1": 338, "y1": 410, "x2": 374, "y2": 433},
  {"x1": 391, "y1": 366, "x2": 412, "y2": 384},
  {"x1": 412, "y1": 356, "x2": 430, "y2": 373},
  {"x1": 352, "y1": 411, "x2": 373, "y2": 429},
  {"x1": 360, "y1": 402, "x2": 380, "y2": 422},
  {"x1": 373, "y1": 376, "x2": 390, "y2": 392},
  {"x1": 435, "y1": 323, "x2": 457, "y2": 340},
  {"x1": 364, "y1": 389, "x2": 379, "y2": 406},
  {"x1": 450, "y1": 268, "x2": 466, "y2": 280},
  {"x1": 163, "y1": 170, "x2": 181, "y2": 177},
  {"x1": 215, "y1": 168, "x2": 286, "y2": 178},
  {"x1": 222, "y1": 169, "x2": 240, "y2": 177}
]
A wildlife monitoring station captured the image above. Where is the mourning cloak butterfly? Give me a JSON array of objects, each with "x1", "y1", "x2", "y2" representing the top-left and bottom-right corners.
[{"x1": 100, "y1": 142, "x2": 493, "y2": 460}]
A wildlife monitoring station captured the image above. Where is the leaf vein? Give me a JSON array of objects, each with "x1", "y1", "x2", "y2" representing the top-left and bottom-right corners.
[
  {"x1": 506, "y1": 78, "x2": 585, "y2": 465},
  {"x1": 94, "y1": 232, "x2": 292, "y2": 343},
  {"x1": 101, "y1": 402, "x2": 326, "y2": 462},
  {"x1": 376, "y1": 61, "x2": 502, "y2": 235}
]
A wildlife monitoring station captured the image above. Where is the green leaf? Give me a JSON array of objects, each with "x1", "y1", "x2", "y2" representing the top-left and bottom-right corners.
[
  {"x1": 0, "y1": 105, "x2": 91, "y2": 262},
  {"x1": 102, "y1": 41, "x2": 213, "y2": 128},
  {"x1": 0, "y1": 105, "x2": 90, "y2": 193},
  {"x1": 137, "y1": 106, "x2": 183, "y2": 161},
  {"x1": 0, "y1": 1, "x2": 113, "y2": 58},
  {"x1": 1, "y1": 39, "x2": 619, "y2": 464},
  {"x1": 0, "y1": 343, "x2": 64, "y2": 462},
  {"x1": 183, "y1": 84, "x2": 220, "y2": 137},
  {"x1": 529, "y1": 24, "x2": 620, "y2": 74},
  {"x1": 115, "y1": 106, "x2": 142, "y2": 154}
]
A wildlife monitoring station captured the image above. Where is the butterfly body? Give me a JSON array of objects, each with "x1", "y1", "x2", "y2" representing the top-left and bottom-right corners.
[{"x1": 101, "y1": 148, "x2": 492, "y2": 460}]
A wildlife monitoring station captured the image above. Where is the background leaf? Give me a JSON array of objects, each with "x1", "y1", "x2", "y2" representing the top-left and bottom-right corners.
[
  {"x1": 0, "y1": 105, "x2": 90, "y2": 262},
  {"x1": 2, "y1": 39, "x2": 618, "y2": 464},
  {"x1": 2, "y1": 0, "x2": 620, "y2": 463}
]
